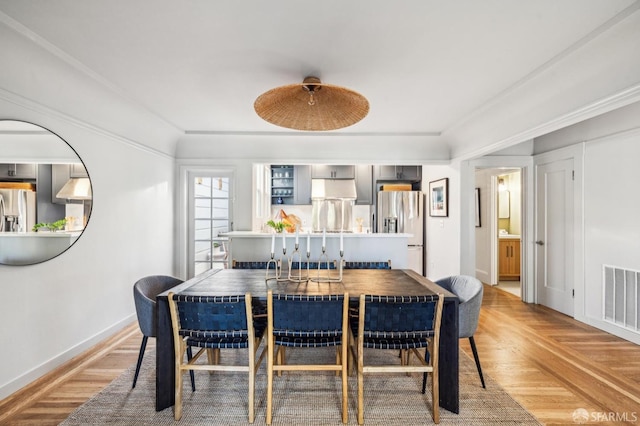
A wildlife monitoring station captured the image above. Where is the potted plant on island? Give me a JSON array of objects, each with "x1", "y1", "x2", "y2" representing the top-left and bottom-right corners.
[
  {"x1": 266, "y1": 219, "x2": 290, "y2": 233},
  {"x1": 32, "y1": 218, "x2": 67, "y2": 232}
]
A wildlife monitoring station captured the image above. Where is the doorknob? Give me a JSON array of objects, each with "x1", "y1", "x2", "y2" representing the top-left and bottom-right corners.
[{"x1": 535, "y1": 240, "x2": 544, "y2": 246}]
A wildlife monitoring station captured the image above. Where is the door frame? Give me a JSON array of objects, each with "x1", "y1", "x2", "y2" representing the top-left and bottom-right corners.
[
  {"x1": 176, "y1": 162, "x2": 236, "y2": 280},
  {"x1": 465, "y1": 156, "x2": 534, "y2": 303},
  {"x1": 533, "y1": 143, "x2": 585, "y2": 319}
]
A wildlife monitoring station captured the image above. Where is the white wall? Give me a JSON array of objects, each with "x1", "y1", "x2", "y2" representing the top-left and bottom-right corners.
[
  {"x1": 0, "y1": 22, "x2": 177, "y2": 398},
  {"x1": 528, "y1": 103, "x2": 640, "y2": 343},
  {"x1": 423, "y1": 164, "x2": 461, "y2": 281},
  {"x1": 0, "y1": 100, "x2": 176, "y2": 398},
  {"x1": 582, "y1": 130, "x2": 640, "y2": 342}
]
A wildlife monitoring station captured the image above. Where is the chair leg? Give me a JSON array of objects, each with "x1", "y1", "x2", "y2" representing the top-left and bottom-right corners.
[
  {"x1": 276, "y1": 346, "x2": 284, "y2": 377},
  {"x1": 357, "y1": 346, "x2": 364, "y2": 425},
  {"x1": 132, "y1": 336, "x2": 148, "y2": 388},
  {"x1": 341, "y1": 342, "x2": 348, "y2": 424},
  {"x1": 432, "y1": 368, "x2": 440, "y2": 424},
  {"x1": 421, "y1": 347, "x2": 431, "y2": 394},
  {"x1": 186, "y1": 347, "x2": 196, "y2": 392},
  {"x1": 469, "y1": 336, "x2": 486, "y2": 388},
  {"x1": 266, "y1": 337, "x2": 274, "y2": 425},
  {"x1": 174, "y1": 350, "x2": 184, "y2": 420},
  {"x1": 248, "y1": 347, "x2": 256, "y2": 423}
]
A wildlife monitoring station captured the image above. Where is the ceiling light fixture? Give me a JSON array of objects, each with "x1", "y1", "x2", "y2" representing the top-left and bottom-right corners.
[{"x1": 254, "y1": 76, "x2": 369, "y2": 131}]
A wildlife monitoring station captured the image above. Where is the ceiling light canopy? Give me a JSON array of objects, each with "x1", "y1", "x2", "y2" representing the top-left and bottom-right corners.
[{"x1": 254, "y1": 77, "x2": 369, "y2": 131}]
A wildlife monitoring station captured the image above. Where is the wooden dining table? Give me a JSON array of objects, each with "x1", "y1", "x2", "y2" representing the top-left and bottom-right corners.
[{"x1": 155, "y1": 268, "x2": 460, "y2": 414}]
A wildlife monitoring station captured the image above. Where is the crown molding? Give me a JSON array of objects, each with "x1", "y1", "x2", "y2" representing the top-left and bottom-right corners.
[
  {"x1": 444, "y1": 2, "x2": 640, "y2": 135},
  {"x1": 0, "y1": 87, "x2": 174, "y2": 160},
  {"x1": 184, "y1": 130, "x2": 442, "y2": 137},
  {"x1": 453, "y1": 82, "x2": 640, "y2": 161}
]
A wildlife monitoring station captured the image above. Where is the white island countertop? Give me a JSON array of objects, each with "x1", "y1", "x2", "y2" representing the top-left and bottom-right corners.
[
  {"x1": 0, "y1": 231, "x2": 81, "y2": 265},
  {"x1": 222, "y1": 231, "x2": 412, "y2": 269},
  {"x1": 221, "y1": 231, "x2": 413, "y2": 238}
]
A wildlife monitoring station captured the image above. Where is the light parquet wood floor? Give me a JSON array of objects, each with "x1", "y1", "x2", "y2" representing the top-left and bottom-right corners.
[{"x1": 2, "y1": 284, "x2": 640, "y2": 425}]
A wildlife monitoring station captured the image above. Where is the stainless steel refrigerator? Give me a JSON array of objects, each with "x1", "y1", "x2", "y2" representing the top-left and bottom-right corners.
[
  {"x1": 376, "y1": 191, "x2": 424, "y2": 275},
  {"x1": 0, "y1": 188, "x2": 36, "y2": 232}
]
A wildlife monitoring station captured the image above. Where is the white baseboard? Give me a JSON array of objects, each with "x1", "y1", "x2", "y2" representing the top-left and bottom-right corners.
[
  {"x1": 576, "y1": 314, "x2": 640, "y2": 346},
  {"x1": 0, "y1": 314, "x2": 136, "y2": 400}
]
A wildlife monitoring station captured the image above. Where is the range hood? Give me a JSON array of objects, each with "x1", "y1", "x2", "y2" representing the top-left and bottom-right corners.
[
  {"x1": 311, "y1": 179, "x2": 357, "y2": 200},
  {"x1": 56, "y1": 178, "x2": 92, "y2": 200}
]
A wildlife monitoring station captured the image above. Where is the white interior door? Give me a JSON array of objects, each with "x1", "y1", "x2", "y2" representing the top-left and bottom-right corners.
[{"x1": 535, "y1": 158, "x2": 574, "y2": 316}]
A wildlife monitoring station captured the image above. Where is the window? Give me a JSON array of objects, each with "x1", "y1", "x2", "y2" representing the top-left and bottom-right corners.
[{"x1": 189, "y1": 175, "x2": 232, "y2": 276}]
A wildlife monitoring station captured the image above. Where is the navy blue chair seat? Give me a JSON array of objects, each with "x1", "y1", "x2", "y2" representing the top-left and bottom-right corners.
[
  {"x1": 266, "y1": 291, "x2": 350, "y2": 424},
  {"x1": 349, "y1": 294, "x2": 444, "y2": 425},
  {"x1": 169, "y1": 292, "x2": 266, "y2": 423},
  {"x1": 290, "y1": 261, "x2": 337, "y2": 269},
  {"x1": 232, "y1": 260, "x2": 276, "y2": 269},
  {"x1": 343, "y1": 260, "x2": 391, "y2": 269}
]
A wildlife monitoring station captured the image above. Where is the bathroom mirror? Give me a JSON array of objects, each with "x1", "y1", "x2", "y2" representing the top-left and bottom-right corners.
[
  {"x1": 0, "y1": 120, "x2": 92, "y2": 265},
  {"x1": 498, "y1": 190, "x2": 510, "y2": 219}
]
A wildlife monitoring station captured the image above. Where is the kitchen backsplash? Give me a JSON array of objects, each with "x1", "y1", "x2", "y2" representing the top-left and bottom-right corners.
[{"x1": 270, "y1": 204, "x2": 372, "y2": 233}]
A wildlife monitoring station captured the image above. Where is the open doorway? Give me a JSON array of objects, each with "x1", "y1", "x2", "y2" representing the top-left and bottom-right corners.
[
  {"x1": 496, "y1": 170, "x2": 522, "y2": 297},
  {"x1": 474, "y1": 168, "x2": 522, "y2": 298}
]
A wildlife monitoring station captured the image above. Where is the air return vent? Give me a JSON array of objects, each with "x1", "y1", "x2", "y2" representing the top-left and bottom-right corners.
[{"x1": 603, "y1": 265, "x2": 640, "y2": 333}]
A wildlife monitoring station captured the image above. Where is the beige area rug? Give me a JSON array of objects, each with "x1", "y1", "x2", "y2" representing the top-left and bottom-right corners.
[{"x1": 61, "y1": 347, "x2": 541, "y2": 425}]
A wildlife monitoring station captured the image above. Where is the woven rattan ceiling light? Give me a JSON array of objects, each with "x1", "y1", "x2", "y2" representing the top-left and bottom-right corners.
[{"x1": 254, "y1": 77, "x2": 369, "y2": 131}]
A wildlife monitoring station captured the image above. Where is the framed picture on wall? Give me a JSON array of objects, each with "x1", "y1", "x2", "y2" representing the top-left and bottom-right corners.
[
  {"x1": 475, "y1": 188, "x2": 481, "y2": 227},
  {"x1": 429, "y1": 178, "x2": 448, "y2": 217}
]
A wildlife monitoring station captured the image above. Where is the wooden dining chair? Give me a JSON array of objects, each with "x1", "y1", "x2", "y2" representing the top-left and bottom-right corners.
[
  {"x1": 168, "y1": 292, "x2": 267, "y2": 423},
  {"x1": 349, "y1": 293, "x2": 444, "y2": 424},
  {"x1": 266, "y1": 290, "x2": 350, "y2": 424}
]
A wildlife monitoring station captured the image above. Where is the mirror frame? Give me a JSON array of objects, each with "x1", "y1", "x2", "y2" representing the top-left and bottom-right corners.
[{"x1": 0, "y1": 119, "x2": 93, "y2": 266}]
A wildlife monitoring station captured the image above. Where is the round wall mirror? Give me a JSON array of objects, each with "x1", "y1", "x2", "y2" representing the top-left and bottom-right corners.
[{"x1": 0, "y1": 120, "x2": 92, "y2": 265}]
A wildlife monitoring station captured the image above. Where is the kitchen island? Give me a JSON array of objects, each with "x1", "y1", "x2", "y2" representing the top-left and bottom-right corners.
[
  {"x1": 222, "y1": 231, "x2": 411, "y2": 269},
  {"x1": 0, "y1": 231, "x2": 80, "y2": 265}
]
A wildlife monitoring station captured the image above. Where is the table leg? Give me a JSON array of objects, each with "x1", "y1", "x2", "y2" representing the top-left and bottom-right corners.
[
  {"x1": 156, "y1": 295, "x2": 174, "y2": 411},
  {"x1": 438, "y1": 298, "x2": 459, "y2": 413}
]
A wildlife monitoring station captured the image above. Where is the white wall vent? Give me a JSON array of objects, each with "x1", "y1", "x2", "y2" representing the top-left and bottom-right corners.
[{"x1": 603, "y1": 265, "x2": 640, "y2": 333}]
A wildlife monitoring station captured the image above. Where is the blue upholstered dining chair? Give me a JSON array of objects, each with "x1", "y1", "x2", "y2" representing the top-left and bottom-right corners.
[
  {"x1": 342, "y1": 260, "x2": 391, "y2": 269},
  {"x1": 430, "y1": 275, "x2": 486, "y2": 389},
  {"x1": 168, "y1": 292, "x2": 267, "y2": 423},
  {"x1": 132, "y1": 275, "x2": 195, "y2": 390},
  {"x1": 266, "y1": 290, "x2": 350, "y2": 425},
  {"x1": 350, "y1": 293, "x2": 444, "y2": 425},
  {"x1": 232, "y1": 260, "x2": 275, "y2": 269}
]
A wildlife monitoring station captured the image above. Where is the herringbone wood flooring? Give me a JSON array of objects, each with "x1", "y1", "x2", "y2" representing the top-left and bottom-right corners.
[{"x1": 2, "y1": 284, "x2": 640, "y2": 425}]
